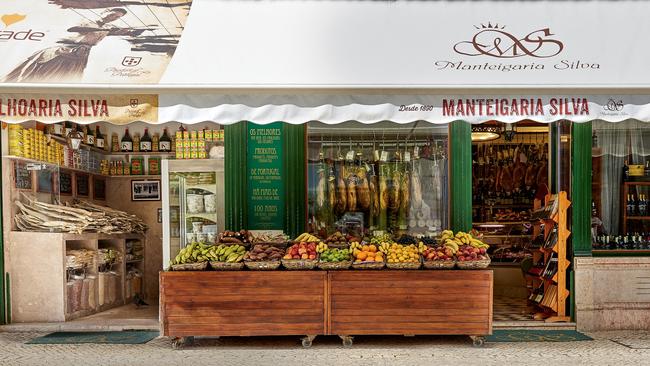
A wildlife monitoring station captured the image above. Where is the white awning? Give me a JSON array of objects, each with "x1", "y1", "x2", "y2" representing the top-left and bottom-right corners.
[{"x1": 1, "y1": 0, "x2": 650, "y2": 124}]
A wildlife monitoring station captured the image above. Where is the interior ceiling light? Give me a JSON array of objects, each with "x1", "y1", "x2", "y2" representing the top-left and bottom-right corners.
[{"x1": 471, "y1": 126, "x2": 501, "y2": 142}]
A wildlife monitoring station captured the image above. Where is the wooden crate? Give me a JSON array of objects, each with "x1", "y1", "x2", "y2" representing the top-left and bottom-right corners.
[
  {"x1": 328, "y1": 270, "x2": 492, "y2": 336},
  {"x1": 160, "y1": 271, "x2": 327, "y2": 337}
]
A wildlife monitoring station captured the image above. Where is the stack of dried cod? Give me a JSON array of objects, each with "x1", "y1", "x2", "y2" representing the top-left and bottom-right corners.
[{"x1": 14, "y1": 195, "x2": 147, "y2": 234}]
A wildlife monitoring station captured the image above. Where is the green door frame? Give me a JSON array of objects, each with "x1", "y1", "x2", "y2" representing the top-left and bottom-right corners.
[
  {"x1": 571, "y1": 122, "x2": 593, "y2": 257},
  {"x1": 0, "y1": 130, "x2": 5, "y2": 324},
  {"x1": 450, "y1": 121, "x2": 472, "y2": 232}
]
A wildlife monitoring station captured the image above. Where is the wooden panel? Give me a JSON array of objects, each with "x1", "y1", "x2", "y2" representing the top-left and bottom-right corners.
[
  {"x1": 329, "y1": 270, "x2": 492, "y2": 336},
  {"x1": 160, "y1": 271, "x2": 326, "y2": 337}
]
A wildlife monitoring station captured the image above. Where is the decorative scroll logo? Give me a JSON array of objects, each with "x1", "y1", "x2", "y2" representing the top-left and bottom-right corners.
[
  {"x1": 454, "y1": 23, "x2": 564, "y2": 58},
  {"x1": 1, "y1": 14, "x2": 26, "y2": 28},
  {"x1": 603, "y1": 99, "x2": 624, "y2": 112}
]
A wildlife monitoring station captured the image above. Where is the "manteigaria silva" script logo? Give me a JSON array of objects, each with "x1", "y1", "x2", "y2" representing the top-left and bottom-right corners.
[{"x1": 453, "y1": 23, "x2": 564, "y2": 59}]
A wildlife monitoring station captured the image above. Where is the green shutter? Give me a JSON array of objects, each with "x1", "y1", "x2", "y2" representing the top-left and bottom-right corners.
[
  {"x1": 283, "y1": 124, "x2": 306, "y2": 237},
  {"x1": 0, "y1": 134, "x2": 5, "y2": 324},
  {"x1": 450, "y1": 121, "x2": 472, "y2": 232},
  {"x1": 572, "y1": 122, "x2": 592, "y2": 257},
  {"x1": 225, "y1": 122, "x2": 248, "y2": 231}
]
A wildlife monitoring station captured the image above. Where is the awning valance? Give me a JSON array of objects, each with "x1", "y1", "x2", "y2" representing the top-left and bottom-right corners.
[{"x1": 0, "y1": 94, "x2": 648, "y2": 125}]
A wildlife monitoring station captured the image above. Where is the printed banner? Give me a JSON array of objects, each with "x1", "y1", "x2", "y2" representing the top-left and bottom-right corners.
[
  {"x1": 0, "y1": 0, "x2": 192, "y2": 84},
  {"x1": 0, "y1": 94, "x2": 158, "y2": 124}
]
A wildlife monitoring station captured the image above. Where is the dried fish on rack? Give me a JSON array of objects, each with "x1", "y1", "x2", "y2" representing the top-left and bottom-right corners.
[{"x1": 13, "y1": 194, "x2": 147, "y2": 234}]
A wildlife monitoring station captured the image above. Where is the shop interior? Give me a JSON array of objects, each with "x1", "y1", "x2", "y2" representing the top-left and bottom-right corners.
[{"x1": 2, "y1": 121, "x2": 224, "y2": 328}]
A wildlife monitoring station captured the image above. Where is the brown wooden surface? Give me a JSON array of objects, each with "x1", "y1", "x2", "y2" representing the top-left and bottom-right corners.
[
  {"x1": 160, "y1": 271, "x2": 327, "y2": 337},
  {"x1": 160, "y1": 270, "x2": 493, "y2": 337},
  {"x1": 328, "y1": 270, "x2": 492, "y2": 336}
]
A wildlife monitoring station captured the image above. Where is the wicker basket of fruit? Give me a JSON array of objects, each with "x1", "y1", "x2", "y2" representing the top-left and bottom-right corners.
[
  {"x1": 244, "y1": 260, "x2": 282, "y2": 271},
  {"x1": 384, "y1": 243, "x2": 421, "y2": 270},
  {"x1": 171, "y1": 262, "x2": 208, "y2": 271},
  {"x1": 210, "y1": 261, "x2": 245, "y2": 271},
  {"x1": 422, "y1": 259, "x2": 456, "y2": 269},
  {"x1": 243, "y1": 244, "x2": 284, "y2": 270},
  {"x1": 350, "y1": 241, "x2": 385, "y2": 269},
  {"x1": 281, "y1": 241, "x2": 318, "y2": 270},
  {"x1": 386, "y1": 260, "x2": 421, "y2": 270},
  {"x1": 421, "y1": 244, "x2": 457, "y2": 269},
  {"x1": 317, "y1": 247, "x2": 352, "y2": 270},
  {"x1": 282, "y1": 258, "x2": 318, "y2": 270},
  {"x1": 323, "y1": 231, "x2": 355, "y2": 249},
  {"x1": 456, "y1": 256, "x2": 491, "y2": 270}
]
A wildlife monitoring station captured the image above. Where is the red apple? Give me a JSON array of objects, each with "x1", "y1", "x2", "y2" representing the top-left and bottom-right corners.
[{"x1": 480, "y1": 248, "x2": 486, "y2": 254}]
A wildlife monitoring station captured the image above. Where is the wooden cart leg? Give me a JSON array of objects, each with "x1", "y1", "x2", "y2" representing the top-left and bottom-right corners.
[
  {"x1": 339, "y1": 335, "x2": 354, "y2": 348},
  {"x1": 301, "y1": 335, "x2": 317, "y2": 348},
  {"x1": 470, "y1": 336, "x2": 486, "y2": 348},
  {"x1": 171, "y1": 336, "x2": 194, "y2": 350}
]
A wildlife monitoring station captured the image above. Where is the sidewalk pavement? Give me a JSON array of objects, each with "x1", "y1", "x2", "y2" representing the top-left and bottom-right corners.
[{"x1": 1, "y1": 331, "x2": 649, "y2": 366}]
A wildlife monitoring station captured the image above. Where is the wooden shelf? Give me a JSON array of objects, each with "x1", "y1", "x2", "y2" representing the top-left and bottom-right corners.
[
  {"x1": 108, "y1": 175, "x2": 161, "y2": 179},
  {"x1": 107, "y1": 151, "x2": 174, "y2": 157},
  {"x1": 593, "y1": 249, "x2": 650, "y2": 255},
  {"x1": 625, "y1": 216, "x2": 650, "y2": 220},
  {"x1": 4, "y1": 155, "x2": 107, "y2": 177},
  {"x1": 624, "y1": 181, "x2": 650, "y2": 185}
]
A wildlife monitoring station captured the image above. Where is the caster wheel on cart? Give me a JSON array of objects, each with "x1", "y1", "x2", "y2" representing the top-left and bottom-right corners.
[
  {"x1": 171, "y1": 336, "x2": 194, "y2": 350},
  {"x1": 301, "y1": 335, "x2": 316, "y2": 348},
  {"x1": 340, "y1": 336, "x2": 354, "y2": 348},
  {"x1": 471, "y1": 336, "x2": 486, "y2": 348}
]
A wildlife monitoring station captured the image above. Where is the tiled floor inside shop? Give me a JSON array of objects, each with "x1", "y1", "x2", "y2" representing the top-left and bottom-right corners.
[{"x1": 493, "y1": 296, "x2": 540, "y2": 323}]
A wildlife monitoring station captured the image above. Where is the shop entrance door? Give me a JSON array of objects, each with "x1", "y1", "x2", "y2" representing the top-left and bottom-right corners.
[{"x1": 470, "y1": 121, "x2": 552, "y2": 324}]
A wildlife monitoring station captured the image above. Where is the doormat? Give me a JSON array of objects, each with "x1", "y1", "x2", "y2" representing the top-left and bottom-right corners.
[
  {"x1": 27, "y1": 331, "x2": 159, "y2": 344},
  {"x1": 486, "y1": 329, "x2": 593, "y2": 342}
]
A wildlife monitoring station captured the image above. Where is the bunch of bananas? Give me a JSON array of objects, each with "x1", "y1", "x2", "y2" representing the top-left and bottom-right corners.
[
  {"x1": 171, "y1": 242, "x2": 211, "y2": 265},
  {"x1": 370, "y1": 233, "x2": 392, "y2": 246},
  {"x1": 440, "y1": 230, "x2": 489, "y2": 255},
  {"x1": 316, "y1": 242, "x2": 329, "y2": 253},
  {"x1": 295, "y1": 232, "x2": 320, "y2": 242},
  {"x1": 349, "y1": 241, "x2": 362, "y2": 252},
  {"x1": 210, "y1": 244, "x2": 247, "y2": 262},
  {"x1": 417, "y1": 241, "x2": 428, "y2": 254},
  {"x1": 378, "y1": 242, "x2": 391, "y2": 254}
]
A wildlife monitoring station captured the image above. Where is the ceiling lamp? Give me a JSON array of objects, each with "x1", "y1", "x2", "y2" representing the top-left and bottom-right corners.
[{"x1": 471, "y1": 126, "x2": 501, "y2": 142}]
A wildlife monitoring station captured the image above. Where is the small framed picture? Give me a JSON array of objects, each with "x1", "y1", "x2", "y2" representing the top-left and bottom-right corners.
[
  {"x1": 157, "y1": 208, "x2": 163, "y2": 223},
  {"x1": 93, "y1": 176, "x2": 106, "y2": 201},
  {"x1": 131, "y1": 179, "x2": 161, "y2": 201}
]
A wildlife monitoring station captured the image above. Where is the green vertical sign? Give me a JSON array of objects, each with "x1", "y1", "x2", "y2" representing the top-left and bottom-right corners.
[{"x1": 247, "y1": 122, "x2": 285, "y2": 230}]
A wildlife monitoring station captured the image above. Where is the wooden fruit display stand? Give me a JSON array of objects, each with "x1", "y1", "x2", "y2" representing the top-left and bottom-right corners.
[{"x1": 160, "y1": 269, "x2": 492, "y2": 348}]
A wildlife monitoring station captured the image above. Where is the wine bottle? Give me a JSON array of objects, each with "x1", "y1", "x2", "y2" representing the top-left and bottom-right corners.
[
  {"x1": 152, "y1": 133, "x2": 159, "y2": 152},
  {"x1": 85, "y1": 125, "x2": 95, "y2": 146},
  {"x1": 159, "y1": 128, "x2": 172, "y2": 152},
  {"x1": 140, "y1": 128, "x2": 152, "y2": 152},
  {"x1": 121, "y1": 128, "x2": 133, "y2": 152},
  {"x1": 95, "y1": 126, "x2": 105, "y2": 149}
]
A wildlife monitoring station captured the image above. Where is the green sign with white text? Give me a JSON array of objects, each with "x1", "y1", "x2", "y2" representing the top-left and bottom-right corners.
[{"x1": 247, "y1": 122, "x2": 285, "y2": 230}]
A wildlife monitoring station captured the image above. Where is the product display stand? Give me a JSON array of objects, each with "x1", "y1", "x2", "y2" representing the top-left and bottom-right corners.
[{"x1": 529, "y1": 192, "x2": 571, "y2": 322}]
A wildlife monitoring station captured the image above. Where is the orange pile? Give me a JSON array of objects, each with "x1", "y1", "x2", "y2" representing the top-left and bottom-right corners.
[{"x1": 353, "y1": 244, "x2": 384, "y2": 263}]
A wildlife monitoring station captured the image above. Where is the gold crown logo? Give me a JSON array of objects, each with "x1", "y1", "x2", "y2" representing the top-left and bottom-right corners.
[{"x1": 473, "y1": 22, "x2": 506, "y2": 30}]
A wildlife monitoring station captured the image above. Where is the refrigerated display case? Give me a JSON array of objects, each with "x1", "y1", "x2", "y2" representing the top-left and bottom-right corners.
[{"x1": 162, "y1": 159, "x2": 225, "y2": 268}]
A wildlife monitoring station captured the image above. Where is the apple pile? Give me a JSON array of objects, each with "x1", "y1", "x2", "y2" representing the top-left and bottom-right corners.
[
  {"x1": 283, "y1": 242, "x2": 318, "y2": 260},
  {"x1": 422, "y1": 245, "x2": 455, "y2": 262},
  {"x1": 456, "y1": 244, "x2": 488, "y2": 262}
]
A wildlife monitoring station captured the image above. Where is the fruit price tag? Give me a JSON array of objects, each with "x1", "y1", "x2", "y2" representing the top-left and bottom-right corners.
[
  {"x1": 404, "y1": 152, "x2": 411, "y2": 162},
  {"x1": 413, "y1": 146, "x2": 420, "y2": 159},
  {"x1": 380, "y1": 151, "x2": 388, "y2": 162}
]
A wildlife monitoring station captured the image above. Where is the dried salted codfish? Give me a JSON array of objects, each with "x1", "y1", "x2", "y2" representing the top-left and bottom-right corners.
[{"x1": 13, "y1": 195, "x2": 147, "y2": 234}]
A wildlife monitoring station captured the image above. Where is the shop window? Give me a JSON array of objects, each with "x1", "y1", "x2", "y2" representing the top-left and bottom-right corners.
[
  {"x1": 306, "y1": 121, "x2": 449, "y2": 238},
  {"x1": 592, "y1": 120, "x2": 650, "y2": 250}
]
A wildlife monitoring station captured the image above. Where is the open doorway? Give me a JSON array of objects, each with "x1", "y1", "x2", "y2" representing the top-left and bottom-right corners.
[{"x1": 470, "y1": 121, "x2": 551, "y2": 324}]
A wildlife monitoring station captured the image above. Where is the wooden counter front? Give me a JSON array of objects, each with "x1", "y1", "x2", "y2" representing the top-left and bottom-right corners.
[
  {"x1": 328, "y1": 270, "x2": 492, "y2": 336},
  {"x1": 160, "y1": 271, "x2": 327, "y2": 337}
]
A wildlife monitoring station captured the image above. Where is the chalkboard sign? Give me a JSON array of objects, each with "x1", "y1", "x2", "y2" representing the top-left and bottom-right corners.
[
  {"x1": 76, "y1": 174, "x2": 89, "y2": 197},
  {"x1": 14, "y1": 162, "x2": 32, "y2": 190},
  {"x1": 59, "y1": 171, "x2": 72, "y2": 195},
  {"x1": 93, "y1": 177, "x2": 106, "y2": 200},
  {"x1": 37, "y1": 170, "x2": 53, "y2": 193}
]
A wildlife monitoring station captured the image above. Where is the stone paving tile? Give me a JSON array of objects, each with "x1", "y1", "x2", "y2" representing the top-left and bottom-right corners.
[{"x1": 1, "y1": 331, "x2": 649, "y2": 366}]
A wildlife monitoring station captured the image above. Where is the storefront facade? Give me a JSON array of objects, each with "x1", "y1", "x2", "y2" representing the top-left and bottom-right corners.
[{"x1": 1, "y1": 0, "x2": 650, "y2": 332}]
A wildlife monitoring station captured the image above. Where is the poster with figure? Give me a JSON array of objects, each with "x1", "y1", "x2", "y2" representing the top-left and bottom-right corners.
[{"x1": 0, "y1": 0, "x2": 192, "y2": 84}]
